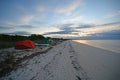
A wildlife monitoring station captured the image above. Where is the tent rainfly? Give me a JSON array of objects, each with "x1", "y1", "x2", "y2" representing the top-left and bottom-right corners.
[{"x1": 15, "y1": 40, "x2": 35, "y2": 49}]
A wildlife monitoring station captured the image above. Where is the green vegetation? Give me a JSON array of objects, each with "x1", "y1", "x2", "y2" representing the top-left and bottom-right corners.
[
  {"x1": 0, "y1": 41, "x2": 16, "y2": 49},
  {"x1": 28, "y1": 34, "x2": 45, "y2": 40},
  {"x1": 0, "y1": 34, "x2": 45, "y2": 49},
  {"x1": 0, "y1": 34, "x2": 45, "y2": 42},
  {"x1": 0, "y1": 34, "x2": 68, "y2": 49}
]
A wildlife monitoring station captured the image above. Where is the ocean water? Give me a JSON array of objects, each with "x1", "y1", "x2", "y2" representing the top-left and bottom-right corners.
[{"x1": 73, "y1": 40, "x2": 120, "y2": 53}]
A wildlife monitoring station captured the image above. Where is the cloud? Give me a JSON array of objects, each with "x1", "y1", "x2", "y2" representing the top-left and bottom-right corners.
[
  {"x1": 61, "y1": 16, "x2": 83, "y2": 24},
  {"x1": 43, "y1": 30, "x2": 72, "y2": 35},
  {"x1": 0, "y1": 23, "x2": 16, "y2": 30},
  {"x1": 17, "y1": 24, "x2": 34, "y2": 28},
  {"x1": 56, "y1": 22, "x2": 94, "y2": 31},
  {"x1": 21, "y1": 15, "x2": 34, "y2": 24},
  {"x1": 79, "y1": 30, "x2": 120, "y2": 40},
  {"x1": 20, "y1": 5, "x2": 47, "y2": 24},
  {"x1": 16, "y1": 6, "x2": 35, "y2": 24},
  {"x1": 43, "y1": 27, "x2": 77, "y2": 35},
  {"x1": 99, "y1": 22, "x2": 120, "y2": 26},
  {"x1": 75, "y1": 24, "x2": 95, "y2": 29},
  {"x1": 60, "y1": 27, "x2": 75, "y2": 31},
  {"x1": 43, "y1": 23, "x2": 78, "y2": 35},
  {"x1": 105, "y1": 10, "x2": 120, "y2": 18},
  {"x1": 58, "y1": 30, "x2": 120, "y2": 39},
  {"x1": 53, "y1": 30, "x2": 120, "y2": 39},
  {"x1": 20, "y1": 5, "x2": 48, "y2": 24},
  {"x1": 98, "y1": 30, "x2": 120, "y2": 35},
  {"x1": 37, "y1": 6, "x2": 46, "y2": 12},
  {"x1": 55, "y1": 0, "x2": 83, "y2": 15},
  {"x1": 0, "y1": 25, "x2": 12, "y2": 29},
  {"x1": 7, "y1": 31, "x2": 31, "y2": 35},
  {"x1": 43, "y1": 22, "x2": 120, "y2": 39},
  {"x1": 0, "y1": 23, "x2": 35, "y2": 31},
  {"x1": 59, "y1": 23, "x2": 76, "y2": 30}
]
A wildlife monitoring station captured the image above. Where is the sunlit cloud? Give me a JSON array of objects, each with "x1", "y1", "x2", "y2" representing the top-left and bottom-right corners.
[
  {"x1": 21, "y1": 15, "x2": 34, "y2": 24},
  {"x1": 55, "y1": 0, "x2": 83, "y2": 15},
  {"x1": 43, "y1": 22, "x2": 120, "y2": 39},
  {"x1": 77, "y1": 22, "x2": 120, "y2": 36},
  {"x1": 44, "y1": 33, "x2": 79, "y2": 38},
  {"x1": 80, "y1": 30, "x2": 120, "y2": 40},
  {"x1": 20, "y1": 5, "x2": 47, "y2": 24}
]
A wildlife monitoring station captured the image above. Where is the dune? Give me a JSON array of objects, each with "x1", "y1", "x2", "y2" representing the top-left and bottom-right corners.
[{"x1": 1, "y1": 40, "x2": 120, "y2": 80}]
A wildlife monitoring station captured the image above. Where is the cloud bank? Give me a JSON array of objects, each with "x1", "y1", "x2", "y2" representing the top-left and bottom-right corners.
[
  {"x1": 43, "y1": 22, "x2": 120, "y2": 39},
  {"x1": 55, "y1": 0, "x2": 83, "y2": 15},
  {"x1": 4, "y1": 31, "x2": 31, "y2": 36}
]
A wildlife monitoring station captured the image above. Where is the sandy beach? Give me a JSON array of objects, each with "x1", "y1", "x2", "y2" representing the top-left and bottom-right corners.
[{"x1": 1, "y1": 40, "x2": 120, "y2": 80}]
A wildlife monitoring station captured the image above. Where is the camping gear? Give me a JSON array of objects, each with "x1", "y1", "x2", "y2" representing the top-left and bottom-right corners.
[
  {"x1": 15, "y1": 40, "x2": 35, "y2": 49},
  {"x1": 38, "y1": 39, "x2": 53, "y2": 44}
]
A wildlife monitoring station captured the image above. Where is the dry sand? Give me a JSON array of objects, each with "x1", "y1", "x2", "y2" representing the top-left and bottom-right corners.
[{"x1": 1, "y1": 40, "x2": 120, "y2": 80}]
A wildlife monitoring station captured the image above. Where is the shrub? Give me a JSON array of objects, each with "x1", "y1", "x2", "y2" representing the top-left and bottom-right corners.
[{"x1": 0, "y1": 52, "x2": 15, "y2": 77}]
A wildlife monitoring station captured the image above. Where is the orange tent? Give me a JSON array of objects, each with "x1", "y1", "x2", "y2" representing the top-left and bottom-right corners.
[{"x1": 15, "y1": 40, "x2": 35, "y2": 49}]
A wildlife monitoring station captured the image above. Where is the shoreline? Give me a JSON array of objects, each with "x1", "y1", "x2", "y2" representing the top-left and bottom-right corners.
[
  {"x1": 73, "y1": 40, "x2": 120, "y2": 54},
  {"x1": 0, "y1": 40, "x2": 120, "y2": 80},
  {"x1": 73, "y1": 40, "x2": 120, "y2": 53}
]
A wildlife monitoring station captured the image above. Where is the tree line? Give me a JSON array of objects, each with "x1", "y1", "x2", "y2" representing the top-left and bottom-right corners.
[{"x1": 0, "y1": 34, "x2": 45, "y2": 41}]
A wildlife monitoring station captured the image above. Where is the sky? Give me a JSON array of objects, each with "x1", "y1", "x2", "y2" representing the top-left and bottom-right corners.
[{"x1": 0, "y1": 0, "x2": 120, "y2": 39}]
